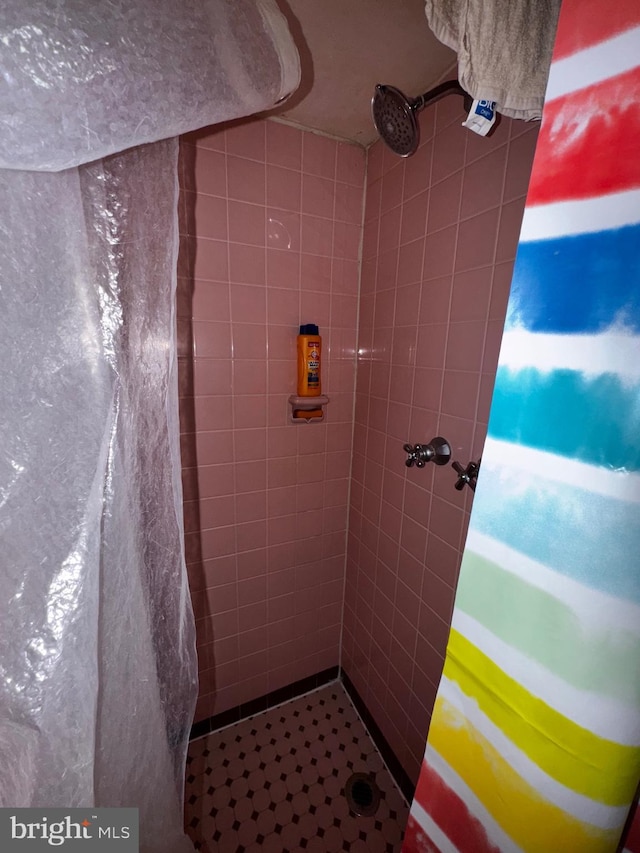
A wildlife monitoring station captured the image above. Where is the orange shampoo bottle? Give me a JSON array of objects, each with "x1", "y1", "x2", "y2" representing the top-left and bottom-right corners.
[{"x1": 297, "y1": 324, "x2": 322, "y2": 396}]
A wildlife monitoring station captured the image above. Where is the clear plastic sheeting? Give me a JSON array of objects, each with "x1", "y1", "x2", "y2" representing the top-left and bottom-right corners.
[
  {"x1": 0, "y1": 0, "x2": 300, "y2": 172},
  {"x1": 0, "y1": 140, "x2": 197, "y2": 852},
  {"x1": 0, "y1": 2, "x2": 300, "y2": 847}
]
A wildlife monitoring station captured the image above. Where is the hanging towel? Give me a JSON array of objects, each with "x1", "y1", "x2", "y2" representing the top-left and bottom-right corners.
[{"x1": 425, "y1": 0, "x2": 562, "y2": 120}]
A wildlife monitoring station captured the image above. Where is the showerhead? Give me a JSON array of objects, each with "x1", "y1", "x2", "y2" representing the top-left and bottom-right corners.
[
  {"x1": 371, "y1": 84, "x2": 421, "y2": 157},
  {"x1": 372, "y1": 80, "x2": 470, "y2": 157}
]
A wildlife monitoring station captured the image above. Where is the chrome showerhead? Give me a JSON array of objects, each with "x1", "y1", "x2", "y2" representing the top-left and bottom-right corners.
[
  {"x1": 372, "y1": 80, "x2": 470, "y2": 157},
  {"x1": 371, "y1": 84, "x2": 421, "y2": 157}
]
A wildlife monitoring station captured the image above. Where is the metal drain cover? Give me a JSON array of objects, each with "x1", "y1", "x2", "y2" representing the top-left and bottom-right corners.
[{"x1": 344, "y1": 772, "x2": 381, "y2": 817}]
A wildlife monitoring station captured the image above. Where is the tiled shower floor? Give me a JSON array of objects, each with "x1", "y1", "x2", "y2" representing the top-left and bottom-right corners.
[{"x1": 184, "y1": 681, "x2": 409, "y2": 852}]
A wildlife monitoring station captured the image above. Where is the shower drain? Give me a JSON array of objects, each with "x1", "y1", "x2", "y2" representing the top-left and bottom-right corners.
[{"x1": 344, "y1": 772, "x2": 381, "y2": 817}]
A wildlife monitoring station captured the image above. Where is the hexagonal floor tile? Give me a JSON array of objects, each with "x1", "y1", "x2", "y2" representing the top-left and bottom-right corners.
[{"x1": 184, "y1": 682, "x2": 409, "y2": 851}]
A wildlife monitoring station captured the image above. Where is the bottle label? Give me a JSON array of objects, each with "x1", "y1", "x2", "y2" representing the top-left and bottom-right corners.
[{"x1": 304, "y1": 341, "x2": 320, "y2": 390}]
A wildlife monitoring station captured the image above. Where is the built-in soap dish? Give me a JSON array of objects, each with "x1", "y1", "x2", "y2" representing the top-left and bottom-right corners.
[{"x1": 288, "y1": 394, "x2": 329, "y2": 423}]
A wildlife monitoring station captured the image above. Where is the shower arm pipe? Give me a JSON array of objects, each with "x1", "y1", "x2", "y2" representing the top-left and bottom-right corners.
[{"x1": 412, "y1": 80, "x2": 471, "y2": 113}]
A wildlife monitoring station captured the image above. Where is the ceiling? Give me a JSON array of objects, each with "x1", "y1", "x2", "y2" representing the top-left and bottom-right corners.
[{"x1": 264, "y1": 0, "x2": 458, "y2": 147}]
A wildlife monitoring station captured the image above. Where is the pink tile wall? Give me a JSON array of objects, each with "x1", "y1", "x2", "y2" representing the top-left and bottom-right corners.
[
  {"x1": 342, "y1": 100, "x2": 538, "y2": 783},
  {"x1": 178, "y1": 119, "x2": 365, "y2": 723}
]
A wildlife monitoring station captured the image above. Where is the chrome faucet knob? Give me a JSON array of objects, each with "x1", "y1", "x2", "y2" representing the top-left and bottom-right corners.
[
  {"x1": 452, "y1": 459, "x2": 480, "y2": 491},
  {"x1": 403, "y1": 443, "x2": 418, "y2": 467},
  {"x1": 404, "y1": 438, "x2": 451, "y2": 468}
]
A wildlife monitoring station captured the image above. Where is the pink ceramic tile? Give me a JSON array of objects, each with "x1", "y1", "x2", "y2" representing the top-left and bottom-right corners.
[
  {"x1": 496, "y1": 196, "x2": 526, "y2": 262},
  {"x1": 399, "y1": 515, "x2": 428, "y2": 563},
  {"x1": 334, "y1": 181, "x2": 365, "y2": 224},
  {"x1": 267, "y1": 164, "x2": 302, "y2": 211},
  {"x1": 226, "y1": 155, "x2": 265, "y2": 205},
  {"x1": 192, "y1": 360, "x2": 232, "y2": 398},
  {"x1": 232, "y1": 323, "x2": 267, "y2": 360},
  {"x1": 454, "y1": 207, "x2": 500, "y2": 272},
  {"x1": 238, "y1": 600, "x2": 268, "y2": 632},
  {"x1": 402, "y1": 480, "x2": 432, "y2": 532},
  {"x1": 429, "y1": 496, "x2": 464, "y2": 551},
  {"x1": 489, "y1": 260, "x2": 515, "y2": 320},
  {"x1": 208, "y1": 582, "x2": 238, "y2": 615},
  {"x1": 233, "y1": 394, "x2": 268, "y2": 429},
  {"x1": 378, "y1": 206, "x2": 401, "y2": 250},
  {"x1": 233, "y1": 360, "x2": 267, "y2": 395},
  {"x1": 192, "y1": 320, "x2": 232, "y2": 359},
  {"x1": 431, "y1": 122, "x2": 466, "y2": 184},
  {"x1": 264, "y1": 495, "x2": 294, "y2": 544},
  {"x1": 234, "y1": 428, "x2": 267, "y2": 463},
  {"x1": 427, "y1": 171, "x2": 463, "y2": 233},
  {"x1": 418, "y1": 276, "x2": 452, "y2": 325},
  {"x1": 193, "y1": 193, "x2": 228, "y2": 240},
  {"x1": 331, "y1": 257, "x2": 359, "y2": 295},
  {"x1": 376, "y1": 246, "x2": 399, "y2": 288},
  {"x1": 267, "y1": 209, "x2": 301, "y2": 251},
  {"x1": 300, "y1": 252, "x2": 332, "y2": 292},
  {"x1": 483, "y1": 318, "x2": 505, "y2": 375},
  {"x1": 333, "y1": 221, "x2": 361, "y2": 261},
  {"x1": 435, "y1": 96, "x2": 467, "y2": 134},
  {"x1": 422, "y1": 224, "x2": 457, "y2": 279},
  {"x1": 397, "y1": 240, "x2": 425, "y2": 286},
  {"x1": 437, "y1": 413, "x2": 475, "y2": 461},
  {"x1": 302, "y1": 173, "x2": 335, "y2": 219},
  {"x1": 225, "y1": 118, "x2": 265, "y2": 161},
  {"x1": 302, "y1": 132, "x2": 336, "y2": 180},
  {"x1": 198, "y1": 495, "x2": 236, "y2": 531},
  {"x1": 228, "y1": 243, "x2": 266, "y2": 285},
  {"x1": 363, "y1": 187, "x2": 382, "y2": 237},
  {"x1": 400, "y1": 190, "x2": 429, "y2": 245},
  {"x1": 200, "y1": 525, "x2": 236, "y2": 560},
  {"x1": 235, "y1": 460, "x2": 266, "y2": 494},
  {"x1": 451, "y1": 267, "x2": 493, "y2": 322},
  {"x1": 228, "y1": 200, "x2": 265, "y2": 246},
  {"x1": 203, "y1": 555, "x2": 237, "y2": 589},
  {"x1": 403, "y1": 140, "x2": 433, "y2": 199},
  {"x1": 300, "y1": 214, "x2": 334, "y2": 256},
  {"x1": 477, "y1": 372, "x2": 496, "y2": 424},
  {"x1": 238, "y1": 575, "x2": 268, "y2": 608},
  {"x1": 465, "y1": 115, "x2": 510, "y2": 164},
  {"x1": 425, "y1": 532, "x2": 461, "y2": 588},
  {"x1": 265, "y1": 249, "x2": 300, "y2": 293},
  {"x1": 194, "y1": 147, "x2": 226, "y2": 196},
  {"x1": 380, "y1": 163, "x2": 404, "y2": 213},
  {"x1": 440, "y1": 370, "x2": 480, "y2": 420},
  {"x1": 445, "y1": 321, "x2": 486, "y2": 372},
  {"x1": 367, "y1": 139, "x2": 384, "y2": 184},
  {"x1": 193, "y1": 237, "x2": 229, "y2": 281},
  {"x1": 229, "y1": 284, "x2": 267, "y2": 324},
  {"x1": 237, "y1": 547, "x2": 267, "y2": 581},
  {"x1": 192, "y1": 280, "x2": 230, "y2": 322},
  {"x1": 181, "y1": 107, "x2": 521, "y2": 774},
  {"x1": 415, "y1": 323, "x2": 447, "y2": 369},
  {"x1": 336, "y1": 140, "x2": 366, "y2": 186},
  {"x1": 300, "y1": 289, "x2": 331, "y2": 327},
  {"x1": 266, "y1": 120, "x2": 303, "y2": 170},
  {"x1": 195, "y1": 430, "x2": 234, "y2": 466},
  {"x1": 460, "y1": 147, "x2": 507, "y2": 220},
  {"x1": 504, "y1": 128, "x2": 538, "y2": 201}
]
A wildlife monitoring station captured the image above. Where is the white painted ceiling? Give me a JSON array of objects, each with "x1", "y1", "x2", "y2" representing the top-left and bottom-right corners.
[{"x1": 265, "y1": 0, "x2": 458, "y2": 147}]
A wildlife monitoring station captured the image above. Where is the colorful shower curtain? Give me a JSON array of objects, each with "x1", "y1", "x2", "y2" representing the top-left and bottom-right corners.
[{"x1": 404, "y1": 1, "x2": 640, "y2": 851}]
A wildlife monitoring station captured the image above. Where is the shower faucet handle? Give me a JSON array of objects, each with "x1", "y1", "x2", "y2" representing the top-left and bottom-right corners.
[
  {"x1": 404, "y1": 437, "x2": 452, "y2": 468},
  {"x1": 404, "y1": 443, "x2": 426, "y2": 468},
  {"x1": 452, "y1": 459, "x2": 481, "y2": 491}
]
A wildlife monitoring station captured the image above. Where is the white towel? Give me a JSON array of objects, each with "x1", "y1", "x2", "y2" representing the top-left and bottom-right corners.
[{"x1": 425, "y1": 0, "x2": 562, "y2": 120}]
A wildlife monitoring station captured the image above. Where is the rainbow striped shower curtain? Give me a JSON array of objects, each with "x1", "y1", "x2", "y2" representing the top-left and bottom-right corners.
[{"x1": 404, "y1": 1, "x2": 640, "y2": 850}]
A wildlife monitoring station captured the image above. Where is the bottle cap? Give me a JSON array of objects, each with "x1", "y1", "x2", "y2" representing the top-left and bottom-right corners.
[{"x1": 299, "y1": 324, "x2": 319, "y2": 335}]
